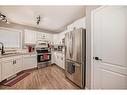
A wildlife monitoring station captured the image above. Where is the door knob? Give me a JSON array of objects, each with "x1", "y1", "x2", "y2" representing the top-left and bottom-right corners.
[{"x1": 94, "y1": 57, "x2": 102, "y2": 61}]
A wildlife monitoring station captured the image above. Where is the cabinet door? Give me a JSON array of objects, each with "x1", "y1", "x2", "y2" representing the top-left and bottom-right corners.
[
  {"x1": 51, "y1": 52, "x2": 55, "y2": 64},
  {"x1": 23, "y1": 54, "x2": 37, "y2": 70},
  {"x1": 59, "y1": 54, "x2": 63, "y2": 68},
  {"x1": 56, "y1": 53, "x2": 59, "y2": 66},
  {"x1": 14, "y1": 56, "x2": 22, "y2": 74},
  {"x1": 62, "y1": 55, "x2": 65, "y2": 69},
  {"x1": 53, "y1": 52, "x2": 56, "y2": 64},
  {"x1": 36, "y1": 32, "x2": 42, "y2": 40},
  {"x1": 2, "y1": 59, "x2": 14, "y2": 80},
  {"x1": 24, "y1": 29, "x2": 36, "y2": 44},
  {"x1": 0, "y1": 63, "x2": 1, "y2": 82}
]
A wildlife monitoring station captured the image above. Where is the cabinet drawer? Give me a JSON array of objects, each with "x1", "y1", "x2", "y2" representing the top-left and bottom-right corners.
[{"x1": 23, "y1": 54, "x2": 36, "y2": 57}]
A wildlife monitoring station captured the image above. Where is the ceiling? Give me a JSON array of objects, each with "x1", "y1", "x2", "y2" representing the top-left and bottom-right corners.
[{"x1": 0, "y1": 6, "x2": 85, "y2": 33}]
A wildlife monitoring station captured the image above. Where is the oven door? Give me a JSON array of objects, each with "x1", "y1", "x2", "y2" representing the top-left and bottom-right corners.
[{"x1": 37, "y1": 53, "x2": 51, "y2": 63}]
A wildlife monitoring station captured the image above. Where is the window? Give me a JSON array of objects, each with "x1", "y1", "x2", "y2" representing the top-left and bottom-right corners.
[{"x1": 0, "y1": 27, "x2": 22, "y2": 48}]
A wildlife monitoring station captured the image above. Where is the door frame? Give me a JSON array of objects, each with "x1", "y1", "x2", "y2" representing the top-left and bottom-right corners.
[{"x1": 90, "y1": 6, "x2": 106, "y2": 89}]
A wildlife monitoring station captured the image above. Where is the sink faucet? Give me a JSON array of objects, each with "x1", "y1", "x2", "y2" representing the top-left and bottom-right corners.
[{"x1": 0, "y1": 42, "x2": 5, "y2": 54}]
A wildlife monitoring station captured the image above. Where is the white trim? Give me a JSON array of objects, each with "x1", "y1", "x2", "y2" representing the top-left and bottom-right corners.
[
  {"x1": 0, "y1": 27, "x2": 23, "y2": 49},
  {"x1": 90, "y1": 6, "x2": 106, "y2": 89},
  {"x1": 0, "y1": 27, "x2": 22, "y2": 32}
]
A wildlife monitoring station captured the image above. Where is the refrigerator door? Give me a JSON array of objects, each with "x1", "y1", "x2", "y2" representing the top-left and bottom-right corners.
[
  {"x1": 72, "y1": 28, "x2": 83, "y2": 63},
  {"x1": 65, "y1": 29, "x2": 83, "y2": 62},
  {"x1": 65, "y1": 31, "x2": 73, "y2": 60},
  {"x1": 65, "y1": 59, "x2": 84, "y2": 88}
]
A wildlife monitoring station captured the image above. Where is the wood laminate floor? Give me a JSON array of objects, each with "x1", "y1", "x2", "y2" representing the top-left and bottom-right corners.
[{"x1": 0, "y1": 65, "x2": 79, "y2": 89}]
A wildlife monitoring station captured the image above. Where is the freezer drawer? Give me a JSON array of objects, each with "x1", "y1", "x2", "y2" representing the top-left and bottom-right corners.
[{"x1": 65, "y1": 59, "x2": 85, "y2": 88}]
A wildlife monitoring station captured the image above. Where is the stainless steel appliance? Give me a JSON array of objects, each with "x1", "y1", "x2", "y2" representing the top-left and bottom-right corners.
[
  {"x1": 65, "y1": 28, "x2": 86, "y2": 88},
  {"x1": 36, "y1": 47, "x2": 51, "y2": 68}
]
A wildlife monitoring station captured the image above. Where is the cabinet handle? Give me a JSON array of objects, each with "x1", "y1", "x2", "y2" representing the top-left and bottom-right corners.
[
  {"x1": 13, "y1": 60, "x2": 16, "y2": 64},
  {"x1": 13, "y1": 60, "x2": 15, "y2": 64}
]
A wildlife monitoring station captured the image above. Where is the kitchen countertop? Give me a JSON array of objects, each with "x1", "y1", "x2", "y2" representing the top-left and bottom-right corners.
[
  {"x1": 52, "y1": 50, "x2": 64, "y2": 53},
  {"x1": 0, "y1": 52, "x2": 37, "y2": 59}
]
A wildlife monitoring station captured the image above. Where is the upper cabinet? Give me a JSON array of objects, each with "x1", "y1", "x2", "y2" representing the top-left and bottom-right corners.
[
  {"x1": 24, "y1": 29, "x2": 53, "y2": 46},
  {"x1": 24, "y1": 29, "x2": 36, "y2": 45}
]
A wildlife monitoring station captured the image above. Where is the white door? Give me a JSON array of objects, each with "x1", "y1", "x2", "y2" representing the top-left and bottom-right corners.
[
  {"x1": 2, "y1": 59, "x2": 14, "y2": 80},
  {"x1": 14, "y1": 56, "x2": 22, "y2": 74},
  {"x1": 24, "y1": 29, "x2": 36, "y2": 45},
  {"x1": 92, "y1": 6, "x2": 127, "y2": 89}
]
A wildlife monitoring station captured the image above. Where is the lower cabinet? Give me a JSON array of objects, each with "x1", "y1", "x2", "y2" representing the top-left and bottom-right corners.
[
  {"x1": 0, "y1": 62, "x2": 1, "y2": 82},
  {"x1": 2, "y1": 58, "x2": 14, "y2": 80},
  {"x1": 51, "y1": 51, "x2": 56, "y2": 64},
  {"x1": 22, "y1": 54, "x2": 37, "y2": 70},
  {"x1": 1, "y1": 55, "x2": 22, "y2": 81},
  {"x1": 14, "y1": 56, "x2": 23, "y2": 74},
  {"x1": 1, "y1": 54, "x2": 37, "y2": 81},
  {"x1": 54, "y1": 52, "x2": 65, "y2": 69}
]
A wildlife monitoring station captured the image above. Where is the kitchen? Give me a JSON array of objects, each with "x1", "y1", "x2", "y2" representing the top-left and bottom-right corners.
[
  {"x1": 0, "y1": 6, "x2": 86, "y2": 89},
  {"x1": 0, "y1": 5, "x2": 127, "y2": 90}
]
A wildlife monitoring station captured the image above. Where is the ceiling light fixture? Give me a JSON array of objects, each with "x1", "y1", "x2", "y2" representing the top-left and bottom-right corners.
[
  {"x1": 0, "y1": 13, "x2": 10, "y2": 24},
  {"x1": 36, "y1": 16, "x2": 41, "y2": 25}
]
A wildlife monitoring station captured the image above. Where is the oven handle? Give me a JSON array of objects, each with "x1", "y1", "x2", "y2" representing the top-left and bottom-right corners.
[{"x1": 37, "y1": 53, "x2": 51, "y2": 55}]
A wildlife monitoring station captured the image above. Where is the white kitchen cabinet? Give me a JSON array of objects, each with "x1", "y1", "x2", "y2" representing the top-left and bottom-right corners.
[
  {"x1": 1, "y1": 55, "x2": 23, "y2": 81},
  {"x1": 0, "y1": 62, "x2": 1, "y2": 82},
  {"x1": 58, "y1": 53, "x2": 65, "y2": 69},
  {"x1": 24, "y1": 29, "x2": 36, "y2": 45},
  {"x1": 51, "y1": 51, "x2": 55, "y2": 64},
  {"x1": 2, "y1": 57, "x2": 14, "y2": 80},
  {"x1": 53, "y1": 32, "x2": 66, "y2": 45},
  {"x1": 23, "y1": 54, "x2": 37, "y2": 70},
  {"x1": 55, "y1": 53, "x2": 59, "y2": 66},
  {"x1": 53, "y1": 52, "x2": 65, "y2": 69},
  {"x1": 14, "y1": 56, "x2": 23, "y2": 74},
  {"x1": 53, "y1": 34, "x2": 59, "y2": 44}
]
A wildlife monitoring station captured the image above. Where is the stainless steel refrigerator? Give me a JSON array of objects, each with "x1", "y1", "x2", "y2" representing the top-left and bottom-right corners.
[{"x1": 65, "y1": 28, "x2": 86, "y2": 88}]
